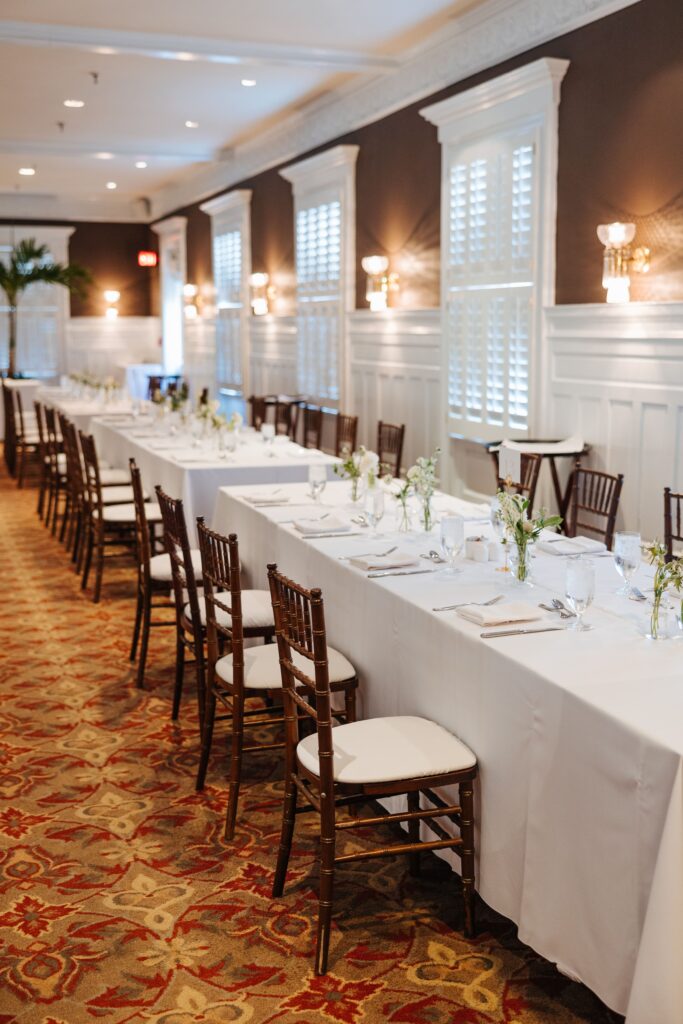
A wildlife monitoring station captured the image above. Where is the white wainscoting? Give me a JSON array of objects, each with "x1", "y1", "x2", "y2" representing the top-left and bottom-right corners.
[
  {"x1": 546, "y1": 302, "x2": 683, "y2": 538},
  {"x1": 65, "y1": 317, "x2": 160, "y2": 379},
  {"x1": 184, "y1": 317, "x2": 217, "y2": 401},
  {"x1": 249, "y1": 316, "x2": 298, "y2": 397},
  {"x1": 348, "y1": 309, "x2": 440, "y2": 468}
]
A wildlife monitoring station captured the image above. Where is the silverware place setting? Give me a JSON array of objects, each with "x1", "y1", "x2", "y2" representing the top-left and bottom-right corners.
[{"x1": 432, "y1": 594, "x2": 504, "y2": 613}]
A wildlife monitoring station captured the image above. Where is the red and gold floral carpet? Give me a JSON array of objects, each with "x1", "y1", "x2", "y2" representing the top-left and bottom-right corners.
[{"x1": 0, "y1": 467, "x2": 623, "y2": 1024}]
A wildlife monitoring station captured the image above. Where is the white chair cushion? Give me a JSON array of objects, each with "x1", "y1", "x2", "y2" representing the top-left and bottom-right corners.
[
  {"x1": 149, "y1": 549, "x2": 202, "y2": 582},
  {"x1": 99, "y1": 468, "x2": 130, "y2": 486},
  {"x1": 44, "y1": 453, "x2": 67, "y2": 471},
  {"x1": 100, "y1": 485, "x2": 137, "y2": 505},
  {"x1": 185, "y1": 591, "x2": 273, "y2": 631},
  {"x1": 97, "y1": 502, "x2": 162, "y2": 523},
  {"x1": 297, "y1": 716, "x2": 477, "y2": 785},
  {"x1": 214, "y1": 641, "x2": 355, "y2": 691}
]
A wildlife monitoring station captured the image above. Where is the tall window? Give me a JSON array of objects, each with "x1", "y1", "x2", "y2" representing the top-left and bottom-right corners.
[
  {"x1": 421, "y1": 58, "x2": 568, "y2": 446},
  {"x1": 281, "y1": 146, "x2": 357, "y2": 408},
  {"x1": 200, "y1": 190, "x2": 251, "y2": 395},
  {"x1": 151, "y1": 217, "x2": 187, "y2": 376}
]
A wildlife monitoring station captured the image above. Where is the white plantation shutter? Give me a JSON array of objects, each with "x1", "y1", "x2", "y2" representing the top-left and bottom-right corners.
[
  {"x1": 445, "y1": 136, "x2": 535, "y2": 440},
  {"x1": 214, "y1": 227, "x2": 243, "y2": 390},
  {"x1": 295, "y1": 197, "x2": 342, "y2": 402}
]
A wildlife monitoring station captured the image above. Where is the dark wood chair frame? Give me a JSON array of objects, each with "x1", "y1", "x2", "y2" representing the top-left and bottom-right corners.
[
  {"x1": 490, "y1": 450, "x2": 543, "y2": 510},
  {"x1": 377, "y1": 421, "x2": 405, "y2": 477},
  {"x1": 129, "y1": 459, "x2": 176, "y2": 689},
  {"x1": 1, "y1": 380, "x2": 16, "y2": 476},
  {"x1": 10, "y1": 389, "x2": 40, "y2": 488},
  {"x1": 42, "y1": 405, "x2": 67, "y2": 536},
  {"x1": 564, "y1": 462, "x2": 624, "y2": 549},
  {"x1": 155, "y1": 486, "x2": 206, "y2": 727},
  {"x1": 334, "y1": 413, "x2": 358, "y2": 458},
  {"x1": 302, "y1": 405, "x2": 323, "y2": 450},
  {"x1": 58, "y1": 414, "x2": 85, "y2": 565},
  {"x1": 33, "y1": 400, "x2": 50, "y2": 518},
  {"x1": 267, "y1": 563, "x2": 477, "y2": 976},
  {"x1": 664, "y1": 487, "x2": 683, "y2": 563},
  {"x1": 247, "y1": 395, "x2": 268, "y2": 430}
]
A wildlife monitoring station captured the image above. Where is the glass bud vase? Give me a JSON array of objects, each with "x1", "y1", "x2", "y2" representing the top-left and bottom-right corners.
[
  {"x1": 350, "y1": 475, "x2": 361, "y2": 503},
  {"x1": 421, "y1": 497, "x2": 433, "y2": 532},
  {"x1": 397, "y1": 500, "x2": 411, "y2": 533},
  {"x1": 510, "y1": 541, "x2": 532, "y2": 584},
  {"x1": 646, "y1": 594, "x2": 681, "y2": 640}
]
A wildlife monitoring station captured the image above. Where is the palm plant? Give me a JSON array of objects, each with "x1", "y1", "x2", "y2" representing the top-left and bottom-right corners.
[{"x1": 0, "y1": 238, "x2": 91, "y2": 378}]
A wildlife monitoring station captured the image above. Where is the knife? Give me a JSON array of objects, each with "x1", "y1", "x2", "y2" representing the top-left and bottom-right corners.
[
  {"x1": 302, "y1": 531, "x2": 362, "y2": 539},
  {"x1": 367, "y1": 568, "x2": 436, "y2": 579},
  {"x1": 480, "y1": 624, "x2": 567, "y2": 638}
]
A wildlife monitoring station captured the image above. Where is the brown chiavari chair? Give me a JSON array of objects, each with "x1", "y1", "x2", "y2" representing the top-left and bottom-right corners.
[
  {"x1": 491, "y1": 449, "x2": 542, "y2": 510},
  {"x1": 267, "y1": 564, "x2": 478, "y2": 976},
  {"x1": 564, "y1": 462, "x2": 624, "y2": 549},
  {"x1": 43, "y1": 406, "x2": 67, "y2": 536},
  {"x1": 273, "y1": 400, "x2": 294, "y2": 438},
  {"x1": 33, "y1": 400, "x2": 50, "y2": 518},
  {"x1": 1, "y1": 380, "x2": 15, "y2": 475},
  {"x1": 147, "y1": 375, "x2": 163, "y2": 399},
  {"x1": 302, "y1": 405, "x2": 323, "y2": 450},
  {"x1": 377, "y1": 421, "x2": 405, "y2": 477},
  {"x1": 58, "y1": 414, "x2": 85, "y2": 561},
  {"x1": 334, "y1": 413, "x2": 358, "y2": 458},
  {"x1": 664, "y1": 487, "x2": 683, "y2": 562},
  {"x1": 10, "y1": 389, "x2": 40, "y2": 488},
  {"x1": 248, "y1": 395, "x2": 268, "y2": 430},
  {"x1": 80, "y1": 433, "x2": 161, "y2": 602}
]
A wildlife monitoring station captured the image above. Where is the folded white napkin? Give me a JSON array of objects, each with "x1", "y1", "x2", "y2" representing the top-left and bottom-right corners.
[
  {"x1": 456, "y1": 601, "x2": 544, "y2": 627},
  {"x1": 244, "y1": 494, "x2": 290, "y2": 506},
  {"x1": 348, "y1": 552, "x2": 418, "y2": 571},
  {"x1": 536, "y1": 534, "x2": 606, "y2": 556},
  {"x1": 293, "y1": 515, "x2": 350, "y2": 535}
]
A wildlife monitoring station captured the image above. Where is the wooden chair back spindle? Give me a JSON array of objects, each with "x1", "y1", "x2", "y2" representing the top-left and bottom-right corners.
[
  {"x1": 663, "y1": 487, "x2": 683, "y2": 562},
  {"x1": 377, "y1": 421, "x2": 405, "y2": 477},
  {"x1": 565, "y1": 462, "x2": 624, "y2": 549},
  {"x1": 302, "y1": 405, "x2": 323, "y2": 450},
  {"x1": 335, "y1": 413, "x2": 358, "y2": 458},
  {"x1": 248, "y1": 395, "x2": 268, "y2": 430}
]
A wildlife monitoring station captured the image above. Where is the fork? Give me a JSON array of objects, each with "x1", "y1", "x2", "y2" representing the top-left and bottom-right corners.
[
  {"x1": 432, "y1": 594, "x2": 504, "y2": 613},
  {"x1": 338, "y1": 545, "x2": 398, "y2": 561}
]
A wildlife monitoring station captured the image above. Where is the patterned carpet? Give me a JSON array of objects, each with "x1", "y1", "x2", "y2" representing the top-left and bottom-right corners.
[{"x1": 0, "y1": 464, "x2": 623, "y2": 1024}]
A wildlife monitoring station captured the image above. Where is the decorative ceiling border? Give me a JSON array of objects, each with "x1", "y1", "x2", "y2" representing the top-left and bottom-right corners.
[{"x1": 149, "y1": 0, "x2": 641, "y2": 220}]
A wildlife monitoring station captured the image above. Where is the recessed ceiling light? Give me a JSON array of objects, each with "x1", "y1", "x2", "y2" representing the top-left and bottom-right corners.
[
  {"x1": 94, "y1": 152, "x2": 114, "y2": 160},
  {"x1": 64, "y1": 99, "x2": 85, "y2": 108},
  {"x1": 18, "y1": 167, "x2": 35, "y2": 176},
  {"x1": 184, "y1": 120, "x2": 198, "y2": 129},
  {"x1": 135, "y1": 161, "x2": 148, "y2": 169},
  {"x1": 106, "y1": 181, "x2": 117, "y2": 190},
  {"x1": 241, "y1": 78, "x2": 256, "y2": 87},
  {"x1": 176, "y1": 52, "x2": 196, "y2": 61}
]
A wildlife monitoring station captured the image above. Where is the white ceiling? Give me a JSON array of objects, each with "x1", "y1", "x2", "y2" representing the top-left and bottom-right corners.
[{"x1": 0, "y1": 0, "x2": 471, "y2": 216}]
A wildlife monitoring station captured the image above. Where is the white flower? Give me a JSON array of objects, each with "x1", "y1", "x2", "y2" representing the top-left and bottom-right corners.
[{"x1": 358, "y1": 449, "x2": 379, "y2": 477}]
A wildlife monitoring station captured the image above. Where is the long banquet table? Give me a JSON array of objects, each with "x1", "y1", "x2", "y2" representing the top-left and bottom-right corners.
[
  {"x1": 213, "y1": 479, "x2": 683, "y2": 1024},
  {"x1": 38, "y1": 386, "x2": 134, "y2": 433},
  {"x1": 91, "y1": 419, "x2": 338, "y2": 536}
]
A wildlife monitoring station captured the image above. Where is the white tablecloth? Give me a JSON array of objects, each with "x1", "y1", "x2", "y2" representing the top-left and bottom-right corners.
[
  {"x1": 37, "y1": 387, "x2": 134, "y2": 433},
  {"x1": 122, "y1": 363, "x2": 163, "y2": 400},
  {"x1": 91, "y1": 420, "x2": 339, "y2": 540},
  {"x1": 212, "y1": 480, "x2": 683, "y2": 1024},
  {"x1": 2, "y1": 378, "x2": 41, "y2": 438}
]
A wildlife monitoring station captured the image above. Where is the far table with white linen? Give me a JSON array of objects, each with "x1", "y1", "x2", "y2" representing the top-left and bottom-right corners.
[
  {"x1": 37, "y1": 386, "x2": 134, "y2": 433},
  {"x1": 212, "y1": 479, "x2": 683, "y2": 1024},
  {"x1": 91, "y1": 418, "x2": 339, "y2": 539}
]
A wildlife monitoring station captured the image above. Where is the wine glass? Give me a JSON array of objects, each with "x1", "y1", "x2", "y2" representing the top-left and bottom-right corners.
[
  {"x1": 365, "y1": 486, "x2": 385, "y2": 534},
  {"x1": 440, "y1": 515, "x2": 465, "y2": 574},
  {"x1": 261, "y1": 423, "x2": 275, "y2": 445},
  {"x1": 613, "y1": 531, "x2": 641, "y2": 596},
  {"x1": 308, "y1": 464, "x2": 327, "y2": 503},
  {"x1": 565, "y1": 557, "x2": 595, "y2": 631}
]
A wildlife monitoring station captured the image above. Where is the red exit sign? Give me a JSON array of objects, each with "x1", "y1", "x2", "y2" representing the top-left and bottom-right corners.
[{"x1": 138, "y1": 250, "x2": 158, "y2": 267}]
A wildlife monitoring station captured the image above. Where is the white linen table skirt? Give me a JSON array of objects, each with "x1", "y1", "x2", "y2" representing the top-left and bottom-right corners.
[
  {"x1": 212, "y1": 480, "x2": 683, "y2": 1024},
  {"x1": 37, "y1": 388, "x2": 134, "y2": 434}
]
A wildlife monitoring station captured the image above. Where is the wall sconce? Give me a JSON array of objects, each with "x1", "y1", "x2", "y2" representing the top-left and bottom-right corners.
[
  {"x1": 249, "y1": 272, "x2": 272, "y2": 316},
  {"x1": 103, "y1": 289, "x2": 120, "y2": 320},
  {"x1": 183, "y1": 282, "x2": 199, "y2": 319},
  {"x1": 361, "y1": 255, "x2": 399, "y2": 312},
  {"x1": 597, "y1": 222, "x2": 651, "y2": 303}
]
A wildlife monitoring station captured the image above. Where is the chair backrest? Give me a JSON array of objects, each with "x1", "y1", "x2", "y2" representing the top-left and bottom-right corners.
[
  {"x1": 248, "y1": 395, "x2": 268, "y2": 430},
  {"x1": 197, "y1": 520, "x2": 244, "y2": 691},
  {"x1": 275, "y1": 400, "x2": 297, "y2": 439},
  {"x1": 267, "y1": 563, "x2": 334, "y2": 791},
  {"x1": 377, "y1": 421, "x2": 405, "y2": 477},
  {"x1": 129, "y1": 459, "x2": 151, "y2": 578},
  {"x1": 335, "y1": 413, "x2": 358, "y2": 458},
  {"x1": 302, "y1": 405, "x2": 323, "y2": 450},
  {"x1": 566, "y1": 463, "x2": 624, "y2": 548},
  {"x1": 147, "y1": 375, "x2": 163, "y2": 399},
  {"x1": 199, "y1": 386, "x2": 209, "y2": 406},
  {"x1": 155, "y1": 486, "x2": 203, "y2": 641},
  {"x1": 663, "y1": 487, "x2": 683, "y2": 562},
  {"x1": 43, "y1": 405, "x2": 60, "y2": 474},
  {"x1": 10, "y1": 388, "x2": 27, "y2": 441},
  {"x1": 492, "y1": 450, "x2": 542, "y2": 510},
  {"x1": 33, "y1": 400, "x2": 47, "y2": 453},
  {"x1": 59, "y1": 414, "x2": 84, "y2": 507},
  {"x1": 79, "y1": 432, "x2": 104, "y2": 520}
]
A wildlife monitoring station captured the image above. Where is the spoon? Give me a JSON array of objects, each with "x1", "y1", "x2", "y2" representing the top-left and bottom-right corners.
[
  {"x1": 552, "y1": 598, "x2": 576, "y2": 617},
  {"x1": 421, "y1": 549, "x2": 445, "y2": 564},
  {"x1": 539, "y1": 603, "x2": 574, "y2": 620}
]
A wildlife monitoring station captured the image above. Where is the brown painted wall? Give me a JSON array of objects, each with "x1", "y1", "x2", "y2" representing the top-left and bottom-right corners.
[{"x1": 177, "y1": 0, "x2": 683, "y2": 308}]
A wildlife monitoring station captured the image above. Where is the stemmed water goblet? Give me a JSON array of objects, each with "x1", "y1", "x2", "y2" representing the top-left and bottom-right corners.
[
  {"x1": 365, "y1": 486, "x2": 385, "y2": 534},
  {"x1": 308, "y1": 464, "x2": 327, "y2": 504},
  {"x1": 565, "y1": 557, "x2": 596, "y2": 631},
  {"x1": 613, "y1": 531, "x2": 641, "y2": 596},
  {"x1": 440, "y1": 515, "x2": 465, "y2": 574}
]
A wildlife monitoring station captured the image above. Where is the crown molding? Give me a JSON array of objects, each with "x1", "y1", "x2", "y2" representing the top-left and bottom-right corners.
[
  {"x1": 0, "y1": 192, "x2": 149, "y2": 223},
  {"x1": 149, "y1": 0, "x2": 642, "y2": 220},
  {"x1": 280, "y1": 144, "x2": 359, "y2": 193},
  {"x1": 199, "y1": 189, "x2": 252, "y2": 217},
  {"x1": 151, "y1": 215, "x2": 187, "y2": 236}
]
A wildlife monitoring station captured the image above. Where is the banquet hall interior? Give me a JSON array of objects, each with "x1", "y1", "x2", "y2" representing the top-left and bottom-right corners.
[{"x1": 1, "y1": 1, "x2": 682, "y2": 1021}]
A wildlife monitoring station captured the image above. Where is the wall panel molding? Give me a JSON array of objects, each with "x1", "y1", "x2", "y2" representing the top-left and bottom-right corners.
[
  {"x1": 65, "y1": 316, "x2": 160, "y2": 378},
  {"x1": 248, "y1": 316, "x2": 298, "y2": 398},
  {"x1": 545, "y1": 301, "x2": 683, "y2": 538}
]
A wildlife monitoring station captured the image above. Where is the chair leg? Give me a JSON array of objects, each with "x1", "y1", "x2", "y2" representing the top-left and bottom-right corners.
[
  {"x1": 37, "y1": 468, "x2": 47, "y2": 518},
  {"x1": 224, "y1": 694, "x2": 244, "y2": 839},
  {"x1": 130, "y1": 587, "x2": 144, "y2": 662},
  {"x1": 196, "y1": 684, "x2": 218, "y2": 794},
  {"x1": 171, "y1": 634, "x2": 185, "y2": 720},
  {"x1": 272, "y1": 773, "x2": 298, "y2": 898},
  {"x1": 17, "y1": 445, "x2": 25, "y2": 488},
  {"x1": 315, "y1": 810, "x2": 336, "y2": 975},
  {"x1": 92, "y1": 527, "x2": 105, "y2": 603},
  {"x1": 344, "y1": 680, "x2": 357, "y2": 723},
  {"x1": 81, "y1": 527, "x2": 94, "y2": 589},
  {"x1": 407, "y1": 790, "x2": 421, "y2": 877},
  {"x1": 135, "y1": 591, "x2": 153, "y2": 690},
  {"x1": 459, "y1": 778, "x2": 476, "y2": 939}
]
